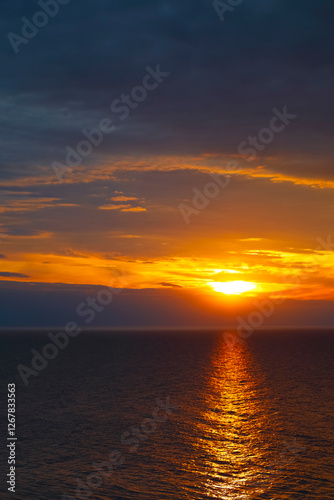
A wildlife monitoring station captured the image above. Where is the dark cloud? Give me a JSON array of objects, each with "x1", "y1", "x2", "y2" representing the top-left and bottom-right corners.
[
  {"x1": 0, "y1": 0, "x2": 333, "y2": 180},
  {"x1": 0, "y1": 272, "x2": 29, "y2": 278},
  {"x1": 0, "y1": 281, "x2": 333, "y2": 328},
  {"x1": 1, "y1": 226, "x2": 48, "y2": 237}
]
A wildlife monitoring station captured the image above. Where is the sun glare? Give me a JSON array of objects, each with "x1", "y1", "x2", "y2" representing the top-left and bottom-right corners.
[{"x1": 210, "y1": 280, "x2": 257, "y2": 295}]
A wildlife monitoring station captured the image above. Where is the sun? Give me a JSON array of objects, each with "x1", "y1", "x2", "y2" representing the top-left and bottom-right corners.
[{"x1": 210, "y1": 280, "x2": 257, "y2": 295}]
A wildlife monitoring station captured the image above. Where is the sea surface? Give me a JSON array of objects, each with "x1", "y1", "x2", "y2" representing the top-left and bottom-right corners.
[{"x1": 0, "y1": 329, "x2": 333, "y2": 499}]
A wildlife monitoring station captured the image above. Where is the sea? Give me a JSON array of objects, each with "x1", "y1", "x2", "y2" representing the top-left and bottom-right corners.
[{"x1": 0, "y1": 329, "x2": 333, "y2": 499}]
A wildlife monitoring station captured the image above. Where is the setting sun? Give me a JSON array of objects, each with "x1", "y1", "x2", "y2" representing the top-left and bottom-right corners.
[{"x1": 209, "y1": 280, "x2": 257, "y2": 295}]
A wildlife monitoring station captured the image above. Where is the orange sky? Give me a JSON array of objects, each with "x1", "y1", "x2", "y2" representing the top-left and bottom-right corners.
[{"x1": 1, "y1": 154, "x2": 334, "y2": 303}]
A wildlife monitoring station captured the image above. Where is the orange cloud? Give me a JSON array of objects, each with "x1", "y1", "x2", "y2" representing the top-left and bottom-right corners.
[
  {"x1": 99, "y1": 204, "x2": 146, "y2": 212},
  {"x1": 110, "y1": 196, "x2": 138, "y2": 202}
]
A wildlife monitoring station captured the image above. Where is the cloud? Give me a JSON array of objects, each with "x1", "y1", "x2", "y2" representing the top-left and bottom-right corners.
[
  {"x1": 99, "y1": 203, "x2": 146, "y2": 212},
  {"x1": 110, "y1": 196, "x2": 138, "y2": 202},
  {"x1": 160, "y1": 282, "x2": 182, "y2": 288},
  {"x1": 0, "y1": 272, "x2": 29, "y2": 278},
  {"x1": 0, "y1": 0, "x2": 334, "y2": 182},
  {"x1": 0, "y1": 281, "x2": 334, "y2": 328}
]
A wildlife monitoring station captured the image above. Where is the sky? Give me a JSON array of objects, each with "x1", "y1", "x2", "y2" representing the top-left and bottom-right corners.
[{"x1": 1, "y1": 0, "x2": 334, "y2": 328}]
